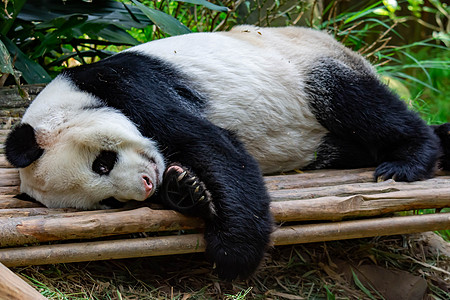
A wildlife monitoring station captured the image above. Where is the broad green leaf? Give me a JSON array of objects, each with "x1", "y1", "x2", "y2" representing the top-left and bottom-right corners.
[
  {"x1": 81, "y1": 22, "x2": 140, "y2": 45},
  {"x1": 19, "y1": 0, "x2": 152, "y2": 29},
  {"x1": 0, "y1": 39, "x2": 15, "y2": 75},
  {"x1": 1, "y1": 36, "x2": 51, "y2": 84},
  {"x1": 96, "y1": 25, "x2": 140, "y2": 45},
  {"x1": 175, "y1": 0, "x2": 230, "y2": 12},
  {"x1": 131, "y1": 0, "x2": 191, "y2": 36}
]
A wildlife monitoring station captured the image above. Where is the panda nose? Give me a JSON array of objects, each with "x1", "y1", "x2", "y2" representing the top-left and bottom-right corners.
[{"x1": 142, "y1": 175, "x2": 153, "y2": 197}]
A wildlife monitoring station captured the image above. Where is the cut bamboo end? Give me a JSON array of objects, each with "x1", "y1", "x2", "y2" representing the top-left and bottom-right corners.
[{"x1": 0, "y1": 262, "x2": 47, "y2": 300}]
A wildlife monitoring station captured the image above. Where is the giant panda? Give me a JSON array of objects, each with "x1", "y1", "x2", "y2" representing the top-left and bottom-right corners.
[{"x1": 5, "y1": 25, "x2": 450, "y2": 280}]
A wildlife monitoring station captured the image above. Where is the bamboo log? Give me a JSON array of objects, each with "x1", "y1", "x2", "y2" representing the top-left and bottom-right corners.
[
  {"x1": 0, "y1": 213, "x2": 449, "y2": 267},
  {"x1": 1, "y1": 186, "x2": 450, "y2": 247},
  {"x1": 0, "y1": 186, "x2": 20, "y2": 195},
  {"x1": 264, "y1": 168, "x2": 375, "y2": 190},
  {"x1": 0, "y1": 155, "x2": 13, "y2": 168},
  {"x1": 0, "y1": 262, "x2": 47, "y2": 300},
  {"x1": 0, "y1": 168, "x2": 20, "y2": 187},
  {"x1": 0, "y1": 207, "x2": 204, "y2": 247},
  {"x1": 0, "y1": 207, "x2": 112, "y2": 218},
  {"x1": 270, "y1": 177, "x2": 450, "y2": 201},
  {"x1": 0, "y1": 195, "x2": 42, "y2": 209},
  {"x1": 271, "y1": 187, "x2": 450, "y2": 221}
]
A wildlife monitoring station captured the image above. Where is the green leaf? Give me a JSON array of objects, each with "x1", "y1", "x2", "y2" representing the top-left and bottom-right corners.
[
  {"x1": 0, "y1": 36, "x2": 51, "y2": 84},
  {"x1": 19, "y1": 0, "x2": 152, "y2": 29},
  {"x1": 175, "y1": 0, "x2": 230, "y2": 12},
  {"x1": 130, "y1": 0, "x2": 191, "y2": 36},
  {"x1": 0, "y1": 39, "x2": 15, "y2": 75},
  {"x1": 0, "y1": 0, "x2": 27, "y2": 36},
  {"x1": 82, "y1": 23, "x2": 140, "y2": 45},
  {"x1": 344, "y1": 1, "x2": 384, "y2": 24},
  {"x1": 351, "y1": 269, "x2": 378, "y2": 300}
]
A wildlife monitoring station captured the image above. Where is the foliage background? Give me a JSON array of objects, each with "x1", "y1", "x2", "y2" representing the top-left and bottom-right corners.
[{"x1": 1, "y1": 0, "x2": 449, "y2": 124}]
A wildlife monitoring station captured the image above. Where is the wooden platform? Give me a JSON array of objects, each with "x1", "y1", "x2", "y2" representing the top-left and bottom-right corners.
[
  {"x1": 0, "y1": 148, "x2": 449, "y2": 267},
  {"x1": 0, "y1": 85, "x2": 449, "y2": 268}
]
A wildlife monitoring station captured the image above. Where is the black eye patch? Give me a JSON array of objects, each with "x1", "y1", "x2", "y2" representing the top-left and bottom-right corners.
[{"x1": 92, "y1": 150, "x2": 118, "y2": 176}]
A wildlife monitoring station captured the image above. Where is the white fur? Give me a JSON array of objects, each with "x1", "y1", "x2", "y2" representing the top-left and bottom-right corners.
[
  {"x1": 127, "y1": 25, "x2": 371, "y2": 173},
  {"x1": 20, "y1": 77, "x2": 165, "y2": 209}
]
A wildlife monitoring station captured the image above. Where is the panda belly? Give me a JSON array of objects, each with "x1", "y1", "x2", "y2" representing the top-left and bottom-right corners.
[
  {"x1": 205, "y1": 94, "x2": 328, "y2": 174},
  {"x1": 128, "y1": 30, "x2": 329, "y2": 174}
]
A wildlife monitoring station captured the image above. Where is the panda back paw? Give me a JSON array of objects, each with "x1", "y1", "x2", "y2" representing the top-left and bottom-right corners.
[
  {"x1": 161, "y1": 163, "x2": 214, "y2": 218},
  {"x1": 374, "y1": 161, "x2": 432, "y2": 182}
]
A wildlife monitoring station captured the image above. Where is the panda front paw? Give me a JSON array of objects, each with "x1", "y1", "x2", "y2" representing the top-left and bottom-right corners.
[
  {"x1": 374, "y1": 161, "x2": 431, "y2": 182},
  {"x1": 205, "y1": 228, "x2": 268, "y2": 281},
  {"x1": 161, "y1": 163, "x2": 214, "y2": 218}
]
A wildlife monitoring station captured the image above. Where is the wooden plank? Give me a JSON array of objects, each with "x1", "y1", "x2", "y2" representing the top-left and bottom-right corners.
[
  {"x1": 0, "y1": 207, "x2": 205, "y2": 247},
  {"x1": 264, "y1": 168, "x2": 375, "y2": 189},
  {"x1": 0, "y1": 195, "x2": 41, "y2": 209},
  {"x1": 0, "y1": 213, "x2": 449, "y2": 267},
  {"x1": 271, "y1": 187, "x2": 450, "y2": 221},
  {"x1": 270, "y1": 177, "x2": 450, "y2": 201},
  {"x1": 1, "y1": 183, "x2": 450, "y2": 247},
  {"x1": 0, "y1": 262, "x2": 47, "y2": 300}
]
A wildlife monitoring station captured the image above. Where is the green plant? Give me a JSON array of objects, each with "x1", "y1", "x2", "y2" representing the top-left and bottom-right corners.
[{"x1": 0, "y1": 0, "x2": 230, "y2": 85}]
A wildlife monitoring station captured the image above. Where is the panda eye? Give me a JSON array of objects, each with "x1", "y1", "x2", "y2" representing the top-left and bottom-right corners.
[{"x1": 92, "y1": 150, "x2": 118, "y2": 176}]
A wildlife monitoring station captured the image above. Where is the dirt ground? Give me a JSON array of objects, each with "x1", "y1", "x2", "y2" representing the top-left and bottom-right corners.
[{"x1": 12, "y1": 232, "x2": 450, "y2": 299}]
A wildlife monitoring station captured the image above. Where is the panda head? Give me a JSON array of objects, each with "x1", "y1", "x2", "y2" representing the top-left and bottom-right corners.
[{"x1": 5, "y1": 78, "x2": 165, "y2": 209}]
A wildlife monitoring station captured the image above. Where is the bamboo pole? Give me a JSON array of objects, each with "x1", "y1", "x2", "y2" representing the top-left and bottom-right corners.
[
  {"x1": 0, "y1": 168, "x2": 20, "y2": 187},
  {"x1": 264, "y1": 168, "x2": 375, "y2": 190},
  {"x1": 1, "y1": 186, "x2": 450, "y2": 247},
  {"x1": 270, "y1": 187, "x2": 450, "y2": 221},
  {"x1": 270, "y1": 176, "x2": 450, "y2": 201},
  {"x1": 0, "y1": 195, "x2": 41, "y2": 209},
  {"x1": 0, "y1": 207, "x2": 204, "y2": 247},
  {"x1": 0, "y1": 213, "x2": 449, "y2": 268},
  {"x1": 0, "y1": 262, "x2": 47, "y2": 300}
]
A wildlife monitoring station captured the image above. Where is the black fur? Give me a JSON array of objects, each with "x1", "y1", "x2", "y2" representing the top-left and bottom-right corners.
[
  {"x1": 305, "y1": 58, "x2": 440, "y2": 181},
  {"x1": 432, "y1": 123, "x2": 450, "y2": 171},
  {"x1": 5, "y1": 123, "x2": 44, "y2": 168},
  {"x1": 63, "y1": 52, "x2": 273, "y2": 281}
]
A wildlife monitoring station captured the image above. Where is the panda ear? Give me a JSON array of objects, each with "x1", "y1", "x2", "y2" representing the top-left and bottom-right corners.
[{"x1": 5, "y1": 123, "x2": 44, "y2": 168}]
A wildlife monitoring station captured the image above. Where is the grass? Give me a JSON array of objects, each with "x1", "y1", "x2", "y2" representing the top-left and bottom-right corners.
[{"x1": 12, "y1": 234, "x2": 450, "y2": 299}]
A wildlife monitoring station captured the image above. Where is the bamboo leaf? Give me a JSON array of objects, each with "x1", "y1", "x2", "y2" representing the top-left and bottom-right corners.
[
  {"x1": 130, "y1": 0, "x2": 191, "y2": 36},
  {"x1": 0, "y1": 36, "x2": 51, "y2": 84},
  {"x1": 175, "y1": 0, "x2": 230, "y2": 13},
  {"x1": 351, "y1": 269, "x2": 378, "y2": 300},
  {"x1": 0, "y1": 39, "x2": 14, "y2": 75}
]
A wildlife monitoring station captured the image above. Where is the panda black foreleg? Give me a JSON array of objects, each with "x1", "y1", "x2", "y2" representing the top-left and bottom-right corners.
[{"x1": 160, "y1": 128, "x2": 273, "y2": 281}]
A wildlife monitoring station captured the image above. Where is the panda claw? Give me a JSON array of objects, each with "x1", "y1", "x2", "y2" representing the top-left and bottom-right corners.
[
  {"x1": 177, "y1": 171, "x2": 187, "y2": 181},
  {"x1": 161, "y1": 163, "x2": 213, "y2": 218}
]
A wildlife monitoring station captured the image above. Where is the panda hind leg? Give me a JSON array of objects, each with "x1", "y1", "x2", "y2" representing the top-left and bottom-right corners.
[
  {"x1": 160, "y1": 163, "x2": 214, "y2": 219},
  {"x1": 305, "y1": 58, "x2": 440, "y2": 182}
]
